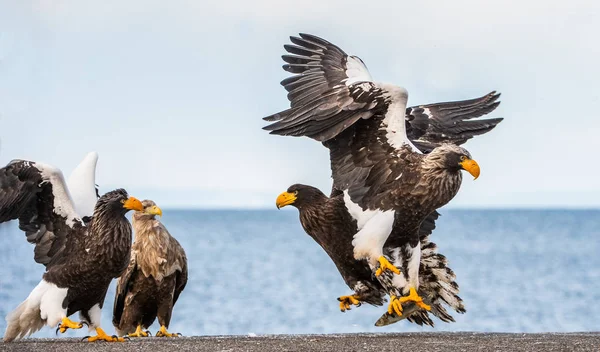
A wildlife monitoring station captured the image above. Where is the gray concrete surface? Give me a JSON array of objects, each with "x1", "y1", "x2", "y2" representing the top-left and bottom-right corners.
[{"x1": 1, "y1": 332, "x2": 599, "y2": 352}]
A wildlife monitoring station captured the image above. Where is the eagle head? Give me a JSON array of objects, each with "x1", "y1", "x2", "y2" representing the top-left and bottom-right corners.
[
  {"x1": 134, "y1": 199, "x2": 164, "y2": 219},
  {"x1": 276, "y1": 184, "x2": 326, "y2": 209},
  {"x1": 96, "y1": 188, "x2": 144, "y2": 215},
  {"x1": 426, "y1": 144, "x2": 480, "y2": 180}
]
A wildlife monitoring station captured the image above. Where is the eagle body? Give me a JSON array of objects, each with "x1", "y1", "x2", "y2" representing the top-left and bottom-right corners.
[
  {"x1": 113, "y1": 200, "x2": 187, "y2": 337},
  {"x1": 0, "y1": 159, "x2": 143, "y2": 342},
  {"x1": 266, "y1": 33, "x2": 500, "y2": 322},
  {"x1": 278, "y1": 184, "x2": 465, "y2": 326},
  {"x1": 293, "y1": 187, "x2": 386, "y2": 306}
]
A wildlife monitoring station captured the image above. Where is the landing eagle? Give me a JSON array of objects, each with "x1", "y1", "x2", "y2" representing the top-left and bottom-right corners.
[{"x1": 265, "y1": 33, "x2": 502, "y2": 319}]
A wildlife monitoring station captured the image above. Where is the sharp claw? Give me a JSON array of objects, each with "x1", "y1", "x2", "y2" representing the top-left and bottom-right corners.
[
  {"x1": 145, "y1": 330, "x2": 151, "y2": 335},
  {"x1": 177, "y1": 333, "x2": 182, "y2": 336},
  {"x1": 82, "y1": 321, "x2": 89, "y2": 328},
  {"x1": 55, "y1": 327, "x2": 60, "y2": 335},
  {"x1": 122, "y1": 335, "x2": 130, "y2": 341},
  {"x1": 82, "y1": 336, "x2": 90, "y2": 341}
]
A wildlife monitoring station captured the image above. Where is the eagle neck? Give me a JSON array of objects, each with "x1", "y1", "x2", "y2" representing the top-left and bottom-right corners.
[
  {"x1": 87, "y1": 209, "x2": 132, "y2": 277},
  {"x1": 418, "y1": 164, "x2": 463, "y2": 210},
  {"x1": 132, "y1": 216, "x2": 170, "y2": 282}
]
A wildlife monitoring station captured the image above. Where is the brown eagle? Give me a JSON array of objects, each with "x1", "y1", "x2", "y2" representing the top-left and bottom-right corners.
[
  {"x1": 277, "y1": 184, "x2": 464, "y2": 326},
  {"x1": 264, "y1": 33, "x2": 501, "y2": 318},
  {"x1": 113, "y1": 200, "x2": 188, "y2": 338},
  {"x1": 0, "y1": 159, "x2": 143, "y2": 342}
]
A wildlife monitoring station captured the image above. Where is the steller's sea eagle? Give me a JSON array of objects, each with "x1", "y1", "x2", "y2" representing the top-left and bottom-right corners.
[
  {"x1": 0, "y1": 159, "x2": 144, "y2": 342},
  {"x1": 113, "y1": 200, "x2": 188, "y2": 338},
  {"x1": 264, "y1": 33, "x2": 501, "y2": 317},
  {"x1": 277, "y1": 184, "x2": 464, "y2": 326}
]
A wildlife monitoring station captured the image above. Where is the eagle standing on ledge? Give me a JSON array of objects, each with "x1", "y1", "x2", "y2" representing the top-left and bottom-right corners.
[
  {"x1": 113, "y1": 200, "x2": 188, "y2": 338},
  {"x1": 265, "y1": 33, "x2": 500, "y2": 318},
  {"x1": 0, "y1": 160, "x2": 143, "y2": 342}
]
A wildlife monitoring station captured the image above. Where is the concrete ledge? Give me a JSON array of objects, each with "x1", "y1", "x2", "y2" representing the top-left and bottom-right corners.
[{"x1": 2, "y1": 332, "x2": 599, "y2": 352}]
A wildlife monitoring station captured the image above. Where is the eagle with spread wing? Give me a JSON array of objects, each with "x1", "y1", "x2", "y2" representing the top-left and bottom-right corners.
[
  {"x1": 1, "y1": 159, "x2": 143, "y2": 342},
  {"x1": 265, "y1": 33, "x2": 501, "y2": 319}
]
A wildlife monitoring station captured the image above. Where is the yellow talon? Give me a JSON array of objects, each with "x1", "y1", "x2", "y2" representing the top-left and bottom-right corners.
[
  {"x1": 155, "y1": 325, "x2": 180, "y2": 337},
  {"x1": 387, "y1": 295, "x2": 404, "y2": 316},
  {"x1": 375, "y1": 256, "x2": 400, "y2": 277},
  {"x1": 56, "y1": 317, "x2": 84, "y2": 334},
  {"x1": 86, "y1": 327, "x2": 126, "y2": 342},
  {"x1": 338, "y1": 295, "x2": 361, "y2": 312},
  {"x1": 128, "y1": 325, "x2": 149, "y2": 338},
  {"x1": 398, "y1": 287, "x2": 431, "y2": 311}
]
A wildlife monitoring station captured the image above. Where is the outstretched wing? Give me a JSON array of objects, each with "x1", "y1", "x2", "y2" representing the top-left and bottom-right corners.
[
  {"x1": 406, "y1": 92, "x2": 503, "y2": 153},
  {"x1": 264, "y1": 33, "x2": 415, "y2": 207},
  {"x1": 0, "y1": 160, "x2": 84, "y2": 266},
  {"x1": 67, "y1": 152, "x2": 99, "y2": 221},
  {"x1": 263, "y1": 33, "x2": 401, "y2": 143},
  {"x1": 112, "y1": 251, "x2": 138, "y2": 328}
]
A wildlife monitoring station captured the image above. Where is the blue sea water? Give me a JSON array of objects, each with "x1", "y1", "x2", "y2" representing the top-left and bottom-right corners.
[{"x1": 0, "y1": 209, "x2": 599, "y2": 338}]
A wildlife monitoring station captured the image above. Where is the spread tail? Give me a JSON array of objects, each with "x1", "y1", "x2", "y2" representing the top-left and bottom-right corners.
[
  {"x1": 375, "y1": 240, "x2": 465, "y2": 327},
  {"x1": 3, "y1": 296, "x2": 46, "y2": 342},
  {"x1": 3, "y1": 280, "x2": 67, "y2": 342}
]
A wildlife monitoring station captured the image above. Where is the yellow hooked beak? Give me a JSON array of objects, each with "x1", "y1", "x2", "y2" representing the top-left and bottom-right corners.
[
  {"x1": 145, "y1": 205, "x2": 163, "y2": 217},
  {"x1": 122, "y1": 197, "x2": 144, "y2": 211},
  {"x1": 460, "y1": 158, "x2": 480, "y2": 180},
  {"x1": 276, "y1": 191, "x2": 297, "y2": 209}
]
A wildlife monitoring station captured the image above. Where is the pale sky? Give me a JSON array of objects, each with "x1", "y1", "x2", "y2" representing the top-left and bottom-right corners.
[{"x1": 1, "y1": 0, "x2": 599, "y2": 208}]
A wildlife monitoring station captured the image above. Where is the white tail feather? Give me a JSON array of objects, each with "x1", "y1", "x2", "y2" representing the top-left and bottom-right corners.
[{"x1": 3, "y1": 280, "x2": 67, "y2": 342}]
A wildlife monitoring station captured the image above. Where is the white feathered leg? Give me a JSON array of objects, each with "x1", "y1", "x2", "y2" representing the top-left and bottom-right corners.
[{"x1": 3, "y1": 280, "x2": 68, "y2": 342}]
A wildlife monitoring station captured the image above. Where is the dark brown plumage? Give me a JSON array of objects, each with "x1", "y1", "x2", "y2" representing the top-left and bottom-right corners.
[
  {"x1": 1, "y1": 159, "x2": 143, "y2": 342},
  {"x1": 278, "y1": 184, "x2": 385, "y2": 307},
  {"x1": 113, "y1": 200, "x2": 187, "y2": 338},
  {"x1": 265, "y1": 33, "x2": 499, "y2": 322},
  {"x1": 277, "y1": 184, "x2": 465, "y2": 326}
]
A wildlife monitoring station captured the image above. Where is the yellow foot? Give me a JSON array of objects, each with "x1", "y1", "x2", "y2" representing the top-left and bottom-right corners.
[
  {"x1": 387, "y1": 295, "x2": 404, "y2": 316},
  {"x1": 375, "y1": 256, "x2": 400, "y2": 277},
  {"x1": 155, "y1": 325, "x2": 181, "y2": 337},
  {"x1": 128, "y1": 325, "x2": 150, "y2": 338},
  {"x1": 56, "y1": 317, "x2": 85, "y2": 334},
  {"x1": 84, "y1": 327, "x2": 127, "y2": 342},
  {"x1": 338, "y1": 294, "x2": 361, "y2": 312},
  {"x1": 398, "y1": 287, "x2": 431, "y2": 311}
]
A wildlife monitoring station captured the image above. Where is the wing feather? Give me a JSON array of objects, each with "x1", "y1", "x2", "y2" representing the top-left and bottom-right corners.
[
  {"x1": 112, "y1": 253, "x2": 138, "y2": 328},
  {"x1": 405, "y1": 91, "x2": 503, "y2": 151},
  {"x1": 0, "y1": 160, "x2": 83, "y2": 266},
  {"x1": 264, "y1": 33, "x2": 390, "y2": 142}
]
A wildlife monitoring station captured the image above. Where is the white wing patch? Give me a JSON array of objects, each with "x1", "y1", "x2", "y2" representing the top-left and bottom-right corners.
[
  {"x1": 379, "y1": 84, "x2": 420, "y2": 153},
  {"x1": 36, "y1": 162, "x2": 83, "y2": 228},
  {"x1": 67, "y1": 152, "x2": 99, "y2": 218},
  {"x1": 345, "y1": 56, "x2": 373, "y2": 85}
]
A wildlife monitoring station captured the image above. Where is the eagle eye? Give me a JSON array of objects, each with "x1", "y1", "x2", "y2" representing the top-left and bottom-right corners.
[
  {"x1": 460, "y1": 155, "x2": 467, "y2": 161},
  {"x1": 294, "y1": 190, "x2": 298, "y2": 196}
]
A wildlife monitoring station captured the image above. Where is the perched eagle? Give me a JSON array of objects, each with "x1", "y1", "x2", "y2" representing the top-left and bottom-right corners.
[
  {"x1": 277, "y1": 184, "x2": 464, "y2": 326},
  {"x1": 265, "y1": 34, "x2": 501, "y2": 318},
  {"x1": 113, "y1": 200, "x2": 188, "y2": 338},
  {"x1": 0, "y1": 159, "x2": 143, "y2": 342}
]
